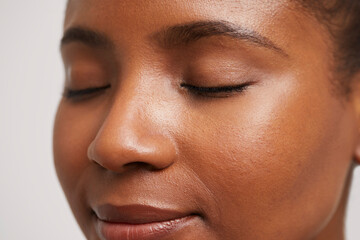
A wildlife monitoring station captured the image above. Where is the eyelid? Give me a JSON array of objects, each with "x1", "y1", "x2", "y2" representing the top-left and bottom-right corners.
[{"x1": 62, "y1": 81, "x2": 251, "y2": 100}]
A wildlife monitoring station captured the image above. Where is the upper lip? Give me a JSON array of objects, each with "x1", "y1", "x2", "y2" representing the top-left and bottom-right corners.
[{"x1": 93, "y1": 204, "x2": 195, "y2": 224}]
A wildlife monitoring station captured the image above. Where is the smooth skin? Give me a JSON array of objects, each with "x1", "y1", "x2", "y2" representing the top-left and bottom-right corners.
[{"x1": 54, "y1": 0, "x2": 360, "y2": 239}]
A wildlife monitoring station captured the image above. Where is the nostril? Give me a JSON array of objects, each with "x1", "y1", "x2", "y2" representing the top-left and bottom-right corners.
[
  {"x1": 123, "y1": 161, "x2": 161, "y2": 172},
  {"x1": 91, "y1": 158, "x2": 163, "y2": 173}
]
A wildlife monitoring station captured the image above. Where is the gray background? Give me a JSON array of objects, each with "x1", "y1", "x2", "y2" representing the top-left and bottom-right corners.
[{"x1": 0, "y1": 1, "x2": 359, "y2": 239}]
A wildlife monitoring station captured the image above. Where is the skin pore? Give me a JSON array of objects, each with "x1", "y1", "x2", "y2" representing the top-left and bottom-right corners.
[{"x1": 53, "y1": 0, "x2": 360, "y2": 239}]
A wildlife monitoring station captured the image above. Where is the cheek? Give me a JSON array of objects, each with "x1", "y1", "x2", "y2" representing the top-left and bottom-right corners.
[
  {"x1": 53, "y1": 100, "x2": 104, "y2": 211},
  {"x1": 177, "y1": 78, "x2": 355, "y2": 238},
  {"x1": 53, "y1": 99, "x2": 110, "y2": 239}
]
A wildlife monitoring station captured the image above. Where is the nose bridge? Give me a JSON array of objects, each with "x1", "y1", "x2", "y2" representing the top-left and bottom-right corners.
[{"x1": 88, "y1": 68, "x2": 177, "y2": 173}]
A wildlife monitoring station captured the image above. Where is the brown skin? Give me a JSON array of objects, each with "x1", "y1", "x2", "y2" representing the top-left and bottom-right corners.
[{"x1": 54, "y1": 0, "x2": 360, "y2": 239}]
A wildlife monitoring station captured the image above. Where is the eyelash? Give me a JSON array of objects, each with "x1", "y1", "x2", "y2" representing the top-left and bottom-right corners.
[
  {"x1": 63, "y1": 82, "x2": 251, "y2": 100},
  {"x1": 63, "y1": 85, "x2": 111, "y2": 99},
  {"x1": 180, "y1": 82, "x2": 251, "y2": 98}
]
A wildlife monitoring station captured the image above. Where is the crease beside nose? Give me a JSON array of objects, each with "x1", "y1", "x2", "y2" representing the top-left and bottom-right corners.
[{"x1": 87, "y1": 107, "x2": 177, "y2": 173}]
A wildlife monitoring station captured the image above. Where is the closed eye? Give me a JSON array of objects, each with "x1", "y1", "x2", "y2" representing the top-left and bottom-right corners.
[
  {"x1": 180, "y1": 82, "x2": 252, "y2": 98},
  {"x1": 63, "y1": 84, "x2": 111, "y2": 100}
]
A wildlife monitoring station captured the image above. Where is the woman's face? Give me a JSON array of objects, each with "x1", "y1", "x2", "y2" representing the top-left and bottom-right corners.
[{"x1": 54, "y1": 0, "x2": 360, "y2": 239}]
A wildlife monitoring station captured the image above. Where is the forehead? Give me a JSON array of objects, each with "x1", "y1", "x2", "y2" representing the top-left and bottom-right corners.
[
  {"x1": 63, "y1": 0, "x2": 331, "y2": 73},
  {"x1": 65, "y1": 0, "x2": 295, "y2": 36}
]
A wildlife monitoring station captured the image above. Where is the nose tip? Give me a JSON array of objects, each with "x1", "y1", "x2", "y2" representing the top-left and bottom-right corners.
[{"x1": 87, "y1": 129, "x2": 177, "y2": 173}]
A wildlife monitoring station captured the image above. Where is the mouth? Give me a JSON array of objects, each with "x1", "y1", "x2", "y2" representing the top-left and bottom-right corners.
[{"x1": 93, "y1": 204, "x2": 201, "y2": 240}]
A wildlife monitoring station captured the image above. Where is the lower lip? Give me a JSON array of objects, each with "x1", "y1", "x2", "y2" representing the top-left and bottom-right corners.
[{"x1": 95, "y1": 215, "x2": 197, "y2": 240}]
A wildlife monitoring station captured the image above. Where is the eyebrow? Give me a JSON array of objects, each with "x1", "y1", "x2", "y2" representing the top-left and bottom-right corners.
[
  {"x1": 151, "y1": 20, "x2": 287, "y2": 57},
  {"x1": 61, "y1": 21, "x2": 287, "y2": 57},
  {"x1": 61, "y1": 27, "x2": 114, "y2": 49}
]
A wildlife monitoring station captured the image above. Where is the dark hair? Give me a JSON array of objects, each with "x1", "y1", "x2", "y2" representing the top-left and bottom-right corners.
[{"x1": 297, "y1": 0, "x2": 360, "y2": 94}]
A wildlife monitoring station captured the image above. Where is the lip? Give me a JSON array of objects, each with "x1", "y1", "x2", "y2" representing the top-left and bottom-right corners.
[{"x1": 93, "y1": 204, "x2": 199, "y2": 240}]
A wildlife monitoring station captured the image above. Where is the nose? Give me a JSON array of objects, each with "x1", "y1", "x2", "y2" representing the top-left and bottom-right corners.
[{"x1": 87, "y1": 88, "x2": 177, "y2": 173}]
